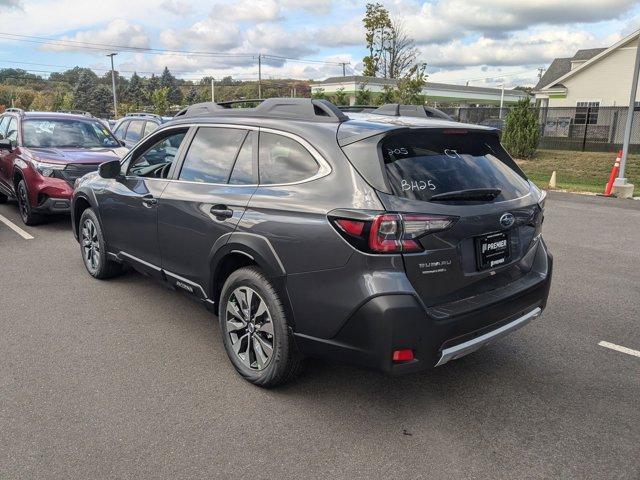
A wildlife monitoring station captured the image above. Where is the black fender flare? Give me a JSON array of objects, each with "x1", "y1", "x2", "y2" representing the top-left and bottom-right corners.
[
  {"x1": 208, "y1": 232, "x2": 293, "y2": 322},
  {"x1": 71, "y1": 188, "x2": 100, "y2": 241}
]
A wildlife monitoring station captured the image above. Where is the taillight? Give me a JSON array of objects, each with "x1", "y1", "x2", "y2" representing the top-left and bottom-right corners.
[{"x1": 331, "y1": 212, "x2": 456, "y2": 254}]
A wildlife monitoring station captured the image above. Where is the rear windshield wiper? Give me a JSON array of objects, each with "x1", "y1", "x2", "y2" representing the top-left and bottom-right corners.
[{"x1": 429, "y1": 188, "x2": 502, "y2": 202}]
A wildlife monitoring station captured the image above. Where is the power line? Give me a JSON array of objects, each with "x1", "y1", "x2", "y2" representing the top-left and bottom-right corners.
[{"x1": 0, "y1": 31, "x2": 347, "y2": 66}]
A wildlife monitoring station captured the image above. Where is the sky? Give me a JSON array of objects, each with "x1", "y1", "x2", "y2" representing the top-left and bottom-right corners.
[{"x1": 0, "y1": 0, "x2": 638, "y2": 88}]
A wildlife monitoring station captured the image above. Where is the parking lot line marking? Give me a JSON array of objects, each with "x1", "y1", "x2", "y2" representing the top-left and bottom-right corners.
[
  {"x1": 0, "y1": 214, "x2": 34, "y2": 240},
  {"x1": 598, "y1": 341, "x2": 640, "y2": 359}
]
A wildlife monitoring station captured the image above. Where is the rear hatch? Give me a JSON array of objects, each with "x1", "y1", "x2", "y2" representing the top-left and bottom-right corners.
[{"x1": 341, "y1": 127, "x2": 544, "y2": 308}]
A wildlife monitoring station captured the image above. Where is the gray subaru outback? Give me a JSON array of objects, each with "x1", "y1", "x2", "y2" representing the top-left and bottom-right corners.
[{"x1": 71, "y1": 99, "x2": 552, "y2": 387}]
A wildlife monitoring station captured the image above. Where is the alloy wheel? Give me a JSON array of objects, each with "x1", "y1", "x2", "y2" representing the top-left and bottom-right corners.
[
  {"x1": 225, "y1": 286, "x2": 275, "y2": 371},
  {"x1": 81, "y1": 218, "x2": 101, "y2": 273},
  {"x1": 17, "y1": 183, "x2": 29, "y2": 222}
]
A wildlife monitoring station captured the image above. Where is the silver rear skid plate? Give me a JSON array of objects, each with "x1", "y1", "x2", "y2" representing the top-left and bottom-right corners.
[{"x1": 435, "y1": 307, "x2": 542, "y2": 367}]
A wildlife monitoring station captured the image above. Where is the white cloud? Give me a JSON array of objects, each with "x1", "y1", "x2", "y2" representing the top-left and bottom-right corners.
[
  {"x1": 160, "y1": 0, "x2": 193, "y2": 16},
  {"x1": 421, "y1": 28, "x2": 599, "y2": 68},
  {"x1": 212, "y1": 0, "x2": 281, "y2": 22},
  {"x1": 0, "y1": 0, "x2": 21, "y2": 9},
  {"x1": 160, "y1": 18, "x2": 242, "y2": 51},
  {"x1": 43, "y1": 19, "x2": 150, "y2": 52}
]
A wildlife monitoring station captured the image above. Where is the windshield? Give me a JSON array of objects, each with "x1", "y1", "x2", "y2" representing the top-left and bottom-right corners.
[
  {"x1": 381, "y1": 130, "x2": 530, "y2": 202},
  {"x1": 22, "y1": 119, "x2": 120, "y2": 148}
]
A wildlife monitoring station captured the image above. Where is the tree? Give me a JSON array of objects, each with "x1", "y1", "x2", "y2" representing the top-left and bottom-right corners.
[
  {"x1": 355, "y1": 82, "x2": 372, "y2": 105},
  {"x1": 501, "y1": 98, "x2": 539, "y2": 159},
  {"x1": 124, "y1": 72, "x2": 145, "y2": 108},
  {"x1": 185, "y1": 87, "x2": 199, "y2": 105},
  {"x1": 332, "y1": 88, "x2": 348, "y2": 106},
  {"x1": 379, "y1": 85, "x2": 395, "y2": 104},
  {"x1": 311, "y1": 87, "x2": 327, "y2": 100},
  {"x1": 386, "y1": 19, "x2": 418, "y2": 78},
  {"x1": 50, "y1": 67, "x2": 98, "y2": 87},
  {"x1": 362, "y1": 3, "x2": 393, "y2": 77},
  {"x1": 394, "y1": 63, "x2": 427, "y2": 104},
  {"x1": 151, "y1": 87, "x2": 170, "y2": 115},
  {"x1": 72, "y1": 70, "x2": 98, "y2": 112},
  {"x1": 160, "y1": 67, "x2": 183, "y2": 104},
  {"x1": 91, "y1": 84, "x2": 114, "y2": 118}
]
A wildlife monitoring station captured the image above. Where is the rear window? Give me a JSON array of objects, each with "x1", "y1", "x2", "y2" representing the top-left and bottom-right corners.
[{"x1": 381, "y1": 130, "x2": 530, "y2": 202}]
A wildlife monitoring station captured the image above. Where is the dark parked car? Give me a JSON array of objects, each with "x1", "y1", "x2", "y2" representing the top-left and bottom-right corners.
[
  {"x1": 112, "y1": 113, "x2": 172, "y2": 148},
  {"x1": 71, "y1": 98, "x2": 552, "y2": 387},
  {"x1": 0, "y1": 109, "x2": 127, "y2": 225}
]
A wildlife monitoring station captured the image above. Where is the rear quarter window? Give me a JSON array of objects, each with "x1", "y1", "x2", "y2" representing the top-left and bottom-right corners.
[
  {"x1": 258, "y1": 132, "x2": 319, "y2": 185},
  {"x1": 381, "y1": 130, "x2": 530, "y2": 202}
]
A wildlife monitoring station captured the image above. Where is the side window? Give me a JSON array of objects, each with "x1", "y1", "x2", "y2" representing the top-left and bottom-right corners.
[
  {"x1": 124, "y1": 120, "x2": 144, "y2": 142},
  {"x1": 128, "y1": 129, "x2": 188, "y2": 177},
  {"x1": 178, "y1": 127, "x2": 246, "y2": 184},
  {"x1": 258, "y1": 132, "x2": 319, "y2": 185},
  {"x1": 114, "y1": 120, "x2": 128, "y2": 139},
  {"x1": 229, "y1": 131, "x2": 255, "y2": 185},
  {"x1": 0, "y1": 116, "x2": 9, "y2": 139},
  {"x1": 6, "y1": 117, "x2": 18, "y2": 142},
  {"x1": 143, "y1": 121, "x2": 158, "y2": 137}
]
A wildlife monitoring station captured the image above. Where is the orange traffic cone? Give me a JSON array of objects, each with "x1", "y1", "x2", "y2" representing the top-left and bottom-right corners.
[{"x1": 604, "y1": 150, "x2": 623, "y2": 196}]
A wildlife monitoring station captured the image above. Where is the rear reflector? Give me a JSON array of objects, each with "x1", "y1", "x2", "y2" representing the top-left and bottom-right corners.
[
  {"x1": 335, "y1": 218, "x2": 365, "y2": 236},
  {"x1": 392, "y1": 349, "x2": 414, "y2": 362}
]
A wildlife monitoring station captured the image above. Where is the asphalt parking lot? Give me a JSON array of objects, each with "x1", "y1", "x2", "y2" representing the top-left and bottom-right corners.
[{"x1": 1, "y1": 191, "x2": 639, "y2": 479}]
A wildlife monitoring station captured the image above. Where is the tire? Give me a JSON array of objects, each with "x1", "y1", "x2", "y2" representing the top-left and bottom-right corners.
[
  {"x1": 219, "y1": 266, "x2": 304, "y2": 387},
  {"x1": 0, "y1": 191, "x2": 7, "y2": 204},
  {"x1": 16, "y1": 179, "x2": 43, "y2": 225},
  {"x1": 79, "y1": 208, "x2": 124, "y2": 279}
]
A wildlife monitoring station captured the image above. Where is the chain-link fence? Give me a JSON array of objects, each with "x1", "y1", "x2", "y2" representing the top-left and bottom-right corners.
[{"x1": 439, "y1": 106, "x2": 640, "y2": 153}]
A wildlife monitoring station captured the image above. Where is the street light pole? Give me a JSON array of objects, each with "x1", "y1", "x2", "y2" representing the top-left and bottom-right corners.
[
  {"x1": 258, "y1": 54, "x2": 262, "y2": 99},
  {"x1": 614, "y1": 35, "x2": 640, "y2": 193},
  {"x1": 499, "y1": 83, "x2": 505, "y2": 119},
  {"x1": 106, "y1": 53, "x2": 118, "y2": 118},
  {"x1": 211, "y1": 78, "x2": 215, "y2": 103}
]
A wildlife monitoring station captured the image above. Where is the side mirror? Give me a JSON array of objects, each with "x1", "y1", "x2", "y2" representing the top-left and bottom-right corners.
[
  {"x1": 0, "y1": 138, "x2": 13, "y2": 151},
  {"x1": 99, "y1": 159, "x2": 122, "y2": 179}
]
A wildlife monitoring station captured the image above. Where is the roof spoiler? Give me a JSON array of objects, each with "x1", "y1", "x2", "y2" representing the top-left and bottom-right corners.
[
  {"x1": 174, "y1": 98, "x2": 349, "y2": 123},
  {"x1": 371, "y1": 104, "x2": 454, "y2": 121}
]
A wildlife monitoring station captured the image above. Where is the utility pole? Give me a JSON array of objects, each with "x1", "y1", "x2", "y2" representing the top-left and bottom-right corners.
[
  {"x1": 537, "y1": 67, "x2": 546, "y2": 81},
  {"x1": 106, "y1": 53, "x2": 118, "y2": 118},
  {"x1": 258, "y1": 54, "x2": 262, "y2": 99},
  {"x1": 341, "y1": 62, "x2": 347, "y2": 77},
  {"x1": 613, "y1": 35, "x2": 640, "y2": 197},
  {"x1": 211, "y1": 78, "x2": 215, "y2": 102},
  {"x1": 498, "y1": 83, "x2": 505, "y2": 119}
]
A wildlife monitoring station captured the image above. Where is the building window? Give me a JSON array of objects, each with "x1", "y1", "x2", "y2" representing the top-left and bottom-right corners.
[{"x1": 575, "y1": 101, "x2": 599, "y2": 125}]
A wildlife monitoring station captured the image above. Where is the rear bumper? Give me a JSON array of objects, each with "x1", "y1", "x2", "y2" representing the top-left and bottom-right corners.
[{"x1": 294, "y1": 240, "x2": 552, "y2": 374}]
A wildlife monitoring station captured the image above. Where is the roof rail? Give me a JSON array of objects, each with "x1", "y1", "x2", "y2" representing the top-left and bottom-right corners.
[
  {"x1": 4, "y1": 107, "x2": 24, "y2": 115},
  {"x1": 371, "y1": 104, "x2": 454, "y2": 121},
  {"x1": 126, "y1": 112, "x2": 162, "y2": 119},
  {"x1": 56, "y1": 110, "x2": 94, "y2": 117},
  {"x1": 174, "y1": 98, "x2": 349, "y2": 123}
]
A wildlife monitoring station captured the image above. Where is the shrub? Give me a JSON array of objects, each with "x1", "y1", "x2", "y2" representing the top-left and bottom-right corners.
[{"x1": 502, "y1": 98, "x2": 539, "y2": 159}]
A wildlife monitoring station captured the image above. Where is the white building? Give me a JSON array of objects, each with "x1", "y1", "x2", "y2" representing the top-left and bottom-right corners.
[
  {"x1": 535, "y1": 30, "x2": 640, "y2": 107},
  {"x1": 310, "y1": 75, "x2": 528, "y2": 107}
]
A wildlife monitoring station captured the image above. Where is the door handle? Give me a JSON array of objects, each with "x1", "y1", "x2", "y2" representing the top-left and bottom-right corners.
[
  {"x1": 141, "y1": 194, "x2": 157, "y2": 207},
  {"x1": 210, "y1": 204, "x2": 233, "y2": 220}
]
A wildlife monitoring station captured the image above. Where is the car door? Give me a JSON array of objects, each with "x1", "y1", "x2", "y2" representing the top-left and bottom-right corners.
[
  {"x1": 158, "y1": 125, "x2": 258, "y2": 297},
  {"x1": 0, "y1": 116, "x2": 18, "y2": 193},
  {"x1": 97, "y1": 126, "x2": 190, "y2": 278},
  {"x1": 123, "y1": 120, "x2": 144, "y2": 148},
  {"x1": 0, "y1": 115, "x2": 11, "y2": 191},
  {"x1": 113, "y1": 120, "x2": 129, "y2": 143}
]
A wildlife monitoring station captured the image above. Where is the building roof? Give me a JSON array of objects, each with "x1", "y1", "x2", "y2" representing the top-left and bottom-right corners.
[
  {"x1": 314, "y1": 75, "x2": 528, "y2": 97},
  {"x1": 572, "y1": 48, "x2": 607, "y2": 61},
  {"x1": 536, "y1": 30, "x2": 639, "y2": 91},
  {"x1": 534, "y1": 57, "x2": 572, "y2": 90}
]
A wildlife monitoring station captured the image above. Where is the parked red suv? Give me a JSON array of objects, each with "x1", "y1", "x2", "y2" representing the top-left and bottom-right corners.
[{"x1": 0, "y1": 109, "x2": 128, "y2": 225}]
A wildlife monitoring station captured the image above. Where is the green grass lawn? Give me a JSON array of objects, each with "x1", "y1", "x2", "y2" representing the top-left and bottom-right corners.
[{"x1": 516, "y1": 150, "x2": 640, "y2": 195}]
